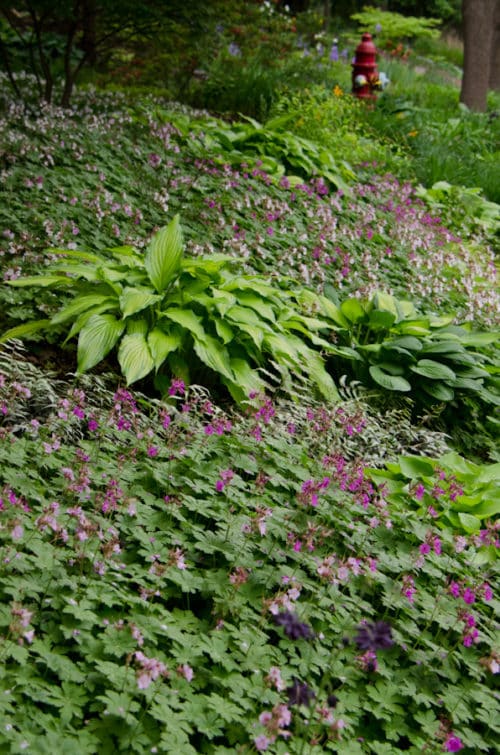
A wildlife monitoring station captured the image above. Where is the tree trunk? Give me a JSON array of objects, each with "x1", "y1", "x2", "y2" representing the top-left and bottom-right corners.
[
  {"x1": 81, "y1": 0, "x2": 97, "y2": 66},
  {"x1": 489, "y1": 0, "x2": 500, "y2": 90},
  {"x1": 460, "y1": 0, "x2": 496, "y2": 111}
]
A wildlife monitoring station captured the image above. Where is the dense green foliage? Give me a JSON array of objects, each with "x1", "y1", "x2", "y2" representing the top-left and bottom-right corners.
[{"x1": 0, "y1": 6, "x2": 499, "y2": 753}]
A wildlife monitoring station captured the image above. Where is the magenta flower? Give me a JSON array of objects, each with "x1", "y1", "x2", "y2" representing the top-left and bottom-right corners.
[
  {"x1": 444, "y1": 733, "x2": 464, "y2": 752},
  {"x1": 463, "y1": 588, "x2": 476, "y2": 605}
]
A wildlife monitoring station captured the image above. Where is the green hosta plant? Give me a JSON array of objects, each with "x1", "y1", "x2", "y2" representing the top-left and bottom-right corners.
[
  {"x1": 367, "y1": 452, "x2": 500, "y2": 543},
  {"x1": 0, "y1": 217, "x2": 341, "y2": 404},
  {"x1": 171, "y1": 113, "x2": 355, "y2": 192},
  {"x1": 324, "y1": 290, "x2": 499, "y2": 406}
]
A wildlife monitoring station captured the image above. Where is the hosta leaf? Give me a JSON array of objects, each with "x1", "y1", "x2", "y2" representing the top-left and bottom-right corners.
[
  {"x1": 181, "y1": 253, "x2": 234, "y2": 275},
  {"x1": 233, "y1": 292, "x2": 276, "y2": 322},
  {"x1": 372, "y1": 291, "x2": 399, "y2": 315},
  {"x1": 369, "y1": 365, "x2": 412, "y2": 392},
  {"x1": 223, "y1": 276, "x2": 281, "y2": 301},
  {"x1": 420, "y1": 341, "x2": 466, "y2": 355},
  {"x1": 193, "y1": 334, "x2": 234, "y2": 381},
  {"x1": 210, "y1": 289, "x2": 237, "y2": 316},
  {"x1": 340, "y1": 298, "x2": 366, "y2": 323},
  {"x1": 65, "y1": 301, "x2": 121, "y2": 342},
  {"x1": 385, "y1": 336, "x2": 423, "y2": 352},
  {"x1": 475, "y1": 462, "x2": 500, "y2": 484},
  {"x1": 471, "y1": 498, "x2": 500, "y2": 518},
  {"x1": 7, "y1": 275, "x2": 74, "y2": 288},
  {"x1": 375, "y1": 362, "x2": 405, "y2": 376},
  {"x1": 77, "y1": 314, "x2": 125, "y2": 373},
  {"x1": 119, "y1": 287, "x2": 162, "y2": 318},
  {"x1": 0, "y1": 319, "x2": 52, "y2": 343},
  {"x1": 445, "y1": 377, "x2": 483, "y2": 391},
  {"x1": 51, "y1": 294, "x2": 118, "y2": 325},
  {"x1": 398, "y1": 456, "x2": 435, "y2": 478},
  {"x1": 214, "y1": 319, "x2": 234, "y2": 344},
  {"x1": 163, "y1": 308, "x2": 206, "y2": 341},
  {"x1": 126, "y1": 318, "x2": 148, "y2": 335},
  {"x1": 421, "y1": 381, "x2": 455, "y2": 401},
  {"x1": 226, "y1": 305, "x2": 267, "y2": 327},
  {"x1": 148, "y1": 327, "x2": 183, "y2": 370},
  {"x1": 410, "y1": 359, "x2": 456, "y2": 380},
  {"x1": 368, "y1": 310, "x2": 396, "y2": 329},
  {"x1": 457, "y1": 512, "x2": 481, "y2": 532},
  {"x1": 224, "y1": 358, "x2": 267, "y2": 403},
  {"x1": 118, "y1": 333, "x2": 154, "y2": 384},
  {"x1": 458, "y1": 331, "x2": 499, "y2": 347},
  {"x1": 145, "y1": 214, "x2": 183, "y2": 292},
  {"x1": 454, "y1": 365, "x2": 490, "y2": 379},
  {"x1": 304, "y1": 353, "x2": 339, "y2": 400}
]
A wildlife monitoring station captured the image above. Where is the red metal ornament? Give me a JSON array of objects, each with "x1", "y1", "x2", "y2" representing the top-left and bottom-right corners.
[{"x1": 351, "y1": 33, "x2": 379, "y2": 100}]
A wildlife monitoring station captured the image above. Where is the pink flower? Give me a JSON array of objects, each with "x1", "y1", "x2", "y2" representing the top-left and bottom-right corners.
[
  {"x1": 449, "y1": 581, "x2": 460, "y2": 598},
  {"x1": 463, "y1": 588, "x2": 476, "y2": 605},
  {"x1": 444, "y1": 733, "x2": 464, "y2": 752},
  {"x1": 414, "y1": 483, "x2": 425, "y2": 500},
  {"x1": 177, "y1": 664, "x2": 194, "y2": 682},
  {"x1": 254, "y1": 735, "x2": 273, "y2": 751}
]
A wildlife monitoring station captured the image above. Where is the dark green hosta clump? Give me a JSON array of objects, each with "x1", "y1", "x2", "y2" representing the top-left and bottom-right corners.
[
  {"x1": 1, "y1": 216, "x2": 342, "y2": 404},
  {"x1": 325, "y1": 290, "x2": 499, "y2": 408}
]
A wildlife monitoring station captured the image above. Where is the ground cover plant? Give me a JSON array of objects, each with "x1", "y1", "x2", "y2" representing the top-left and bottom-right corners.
[
  {"x1": 0, "y1": 13, "x2": 499, "y2": 752},
  {"x1": 0, "y1": 365, "x2": 498, "y2": 753}
]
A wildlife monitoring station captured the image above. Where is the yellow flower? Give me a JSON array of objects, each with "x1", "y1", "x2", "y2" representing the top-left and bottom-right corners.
[
  {"x1": 333, "y1": 85, "x2": 343, "y2": 97},
  {"x1": 408, "y1": 130, "x2": 418, "y2": 137}
]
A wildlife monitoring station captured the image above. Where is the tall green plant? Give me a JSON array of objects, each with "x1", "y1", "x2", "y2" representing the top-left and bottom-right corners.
[{"x1": 0, "y1": 217, "x2": 342, "y2": 404}]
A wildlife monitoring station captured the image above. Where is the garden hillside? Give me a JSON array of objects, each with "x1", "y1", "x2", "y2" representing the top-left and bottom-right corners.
[{"x1": 0, "y1": 2, "x2": 499, "y2": 754}]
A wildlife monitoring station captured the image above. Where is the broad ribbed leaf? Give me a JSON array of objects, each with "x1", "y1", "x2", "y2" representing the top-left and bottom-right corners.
[
  {"x1": 458, "y1": 512, "x2": 481, "y2": 533},
  {"x1": 77, "y1": 314, "x2": 125, "y2": 373},
  {"x1": 145, "y1": 215, "x2": 183, "y2": 292},
  {"x1": 0, "y1": 319, "x2": 52, "y2": 344},
  {"x1": 51, "y1": 294, "x2": 118, "y2": 325},
  {"x1": 211, "y1": 289, "x2": 237, "y2": 317},
  {"x1": 7, "y1": 275, "x2": 73, "y2": 288},
  {"x1": 421, "y1": 341, "x2": 465, "y2": 355},
  {"x1": 214, "y1": 319, "x2": 234, "y2": 344},
  {"x1": 65, "y1": 302, "x2": 121, "y2": 342},
  {"x1": 126, "y1": 318, "x2": 148, "y2": 335},
  {"x1": 147, "y1": 327, "x2": 183, "y2": 370},
  {"x1": 118, "y1": 333, "x2": 154, "y2": 385},
  {"x1": 163, "y1": 308, "x2": 206, "y2": 341},
  {"x1": 398, "y1": 456, "x2": 435, "y2": 479},
  {"x1": 368, "y1": 310, "x2": 396, "y2": 329},
  {"x1": 340, "y1": 298, "x2": 366, "y2": 324},
  {"x1": 224, "y1": 358, "x2": 267, "y2": 403},
  {"x1": 421, "y1": 382, "x2": 455, "y2": 401},
  {"x1": 386, "y1": 336, "x2": 423, "y2": 352},
  {"x1": 192, "y1": 334, "x2": 234, "y2": 381},
  {"x1": 235, "y1": 292, "x2": 276, "y2": 322},
  {"x1": 119, "y1": 287, "x2": 162, "y2": 318},
  {"x1": 369, "y1": 365, "x2": 411, "y2": 392},
  {"x1": 226, "y1": 305, "x2": 266, "y2": 326},
  {"x1": 410, "y1": 359, "x2": 456, "y2": 380},
  {"x1": 446, "y1": 377, "x2": 483, "y2": 391}
]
